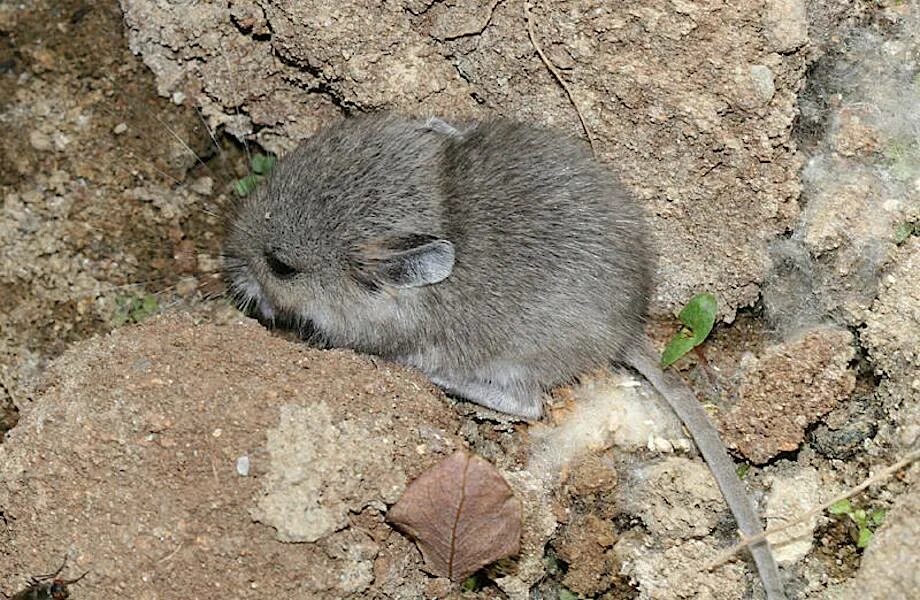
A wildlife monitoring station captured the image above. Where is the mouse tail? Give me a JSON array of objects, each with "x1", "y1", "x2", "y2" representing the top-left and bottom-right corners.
[{"x1": 627, "y1": 342, "x2": 787, "y2": 600}]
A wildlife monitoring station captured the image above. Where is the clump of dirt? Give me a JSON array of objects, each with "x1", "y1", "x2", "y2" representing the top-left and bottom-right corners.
[
  {"x1": 719, "y1": 326, "x2": 857, "y2": 464},
  {"x1": 0, "y1": 0, "x2": 248, "y2": 430},
  {"x1": 0, "y1": 315, "x2": 467, "y2": 599}
]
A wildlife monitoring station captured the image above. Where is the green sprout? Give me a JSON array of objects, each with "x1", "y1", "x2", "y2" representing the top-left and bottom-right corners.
[
  {"x1": 736, "y1": 463, "x2": 751, "y2": 479},
  {"x1": 884, "y1": 137, "x2": 920, "y2": 182},
  {"x1": 661, "y1": 292, "x2": 718, "y2": 367},
  {"x1": 828, "y1": 499, "x2": 886, "y2": 549},
  {"x1": 894, "y1": 221, "x2": 917, "y2": 245},
  {"x1": 460, "y1": 571, "x2": 488, "y2": 592},
  {"x1": 233, "y1": 153, "x2": 277, "y2": 197},
  {"x1": 113, "y1": 293, "x2": 159, "y2": 326},
  {"x1": 558, "y1": 588, "x2": 579, "y2": 600}
]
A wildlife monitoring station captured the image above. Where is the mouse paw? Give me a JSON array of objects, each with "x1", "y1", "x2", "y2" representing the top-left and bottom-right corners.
[{"x1": 429, "y1": 376, "x2": 543, "y2": 420}]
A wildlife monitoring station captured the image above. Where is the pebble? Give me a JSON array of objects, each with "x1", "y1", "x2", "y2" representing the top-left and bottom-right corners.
[
  {"x1": 29, "y1": 130, "x2": 52, "y2": 151},
  {"x1": 750, "y1": 65, "x2": 776, "y2": 103},
  {"x1": 113, "y1": 122, "x2": 128, "y2": 135},
  {"x1": 236, "y1": 455, "x2": 251, "y2": 477},
  {"x1": 190, "y1": 176, "x2": 214, "y2": 196}
]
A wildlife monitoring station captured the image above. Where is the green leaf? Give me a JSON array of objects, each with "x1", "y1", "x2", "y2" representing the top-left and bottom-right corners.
[
  {"x1": 895, "y1": 221, "x2": 916, "y2": 245},
  {"x1": 661, "y1": 292, "x2": 718, "y2": 367},
  {"x1": 250, "y1": 153, "x2": 276, "y2": 175},
  {"x1": 234, "y1": 174, "x2": 262, "y2": 197},
  {"x1": 851, "y1": 509, "x2": 868, "y2": 527},
  {"x1": 558, "y1": 588, "x2": 579, "y2": 600},
  {"x1": 828, "y1": 499, "x2": 853, "y2": 515},
  {"x1": 113, "y1": 293, "x2": 159, "y2": 326},
  {"x1": 856, "y1": 527, "x2": 873, "y2": 549},
  {"x1": 869, "y1": 508, "x2": 886, "y2": 527},
  {"x1": 736, "y1": 463, "x2": 751, "y2": 479}
]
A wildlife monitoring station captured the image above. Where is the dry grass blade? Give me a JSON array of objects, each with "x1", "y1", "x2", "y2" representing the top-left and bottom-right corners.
[{"x1": 707, "y1": 448, "x2": 920, "y2": 569}]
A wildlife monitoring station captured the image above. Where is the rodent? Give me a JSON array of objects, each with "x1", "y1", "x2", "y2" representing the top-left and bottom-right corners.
[{"x1": 223, "y1": 113, "x2": 786, "y2": 599}]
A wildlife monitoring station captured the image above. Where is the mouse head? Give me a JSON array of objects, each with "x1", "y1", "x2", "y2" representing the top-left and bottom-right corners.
[{"x1": 223, "y1": 114, "x2": 455, "y2": 345}]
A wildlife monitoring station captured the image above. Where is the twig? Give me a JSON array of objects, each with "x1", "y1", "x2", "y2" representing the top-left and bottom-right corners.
[
  {"x1": 706, "y1": 448, "x2": 920, "y2": 570},
  {"x1": 523, "y1": 1, "x2": 596, "y2": 156}
]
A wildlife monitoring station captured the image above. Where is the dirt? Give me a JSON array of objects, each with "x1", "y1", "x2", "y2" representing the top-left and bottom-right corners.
[
  {"x1": 0, "y1": 0, "x2": 918, "y2": 599},
  {"x1": 0, "y1": 315, "x2": 466, "y2": 599},
  {"x1": 0, "y1": 0, "x2": 240, "y2": 399}
]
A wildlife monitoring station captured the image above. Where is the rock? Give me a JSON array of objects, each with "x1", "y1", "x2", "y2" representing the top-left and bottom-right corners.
[
  {"x1": 750, "y1": 65, "x2": 776, "y2": 103},
  {"x1": 28, "y1": 129, "x2": 52, "y2": 151},
  {"x1": 615, "y1": 535, "x2": 749, "y2": 600},
  {"x1": 863, "y1": 238, "x2": 920, "y2": 384},
  {"x1": 118, "y1": 0, "x2": 809, "y2": 320},
  {"x1": 555, "y1": 514, "x2": 620, "y2": 597},
  {"x1": 765, "y1": 467, "x2": 822, "y2": 565},
  {"x1": 719, "y1": 327, "x2": 857, "y2": 464},
  {"x1": 765, "y1": 0, "x2": 808, "y2": 53},
  {"x1": 632, "y1": 457, "x2": 725, "y2": 539}
]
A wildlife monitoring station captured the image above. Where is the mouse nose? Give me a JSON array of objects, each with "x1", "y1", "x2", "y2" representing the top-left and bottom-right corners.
[{"x1": 264, "y1": 250, "x2": 299, "y2": 279}]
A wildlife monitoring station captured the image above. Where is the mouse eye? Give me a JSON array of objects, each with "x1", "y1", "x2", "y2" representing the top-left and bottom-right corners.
[{"x1": 265, "y1": 251, "x2": 299, "y2": 279}]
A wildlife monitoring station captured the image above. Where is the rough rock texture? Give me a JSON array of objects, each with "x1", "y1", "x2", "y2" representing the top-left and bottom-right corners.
[
  {"x1": 763, "y1": 1, "x2": 920, "y2": 332},
  {"x1": 614, "y1": 456, "x2": 751, "y2": 599},
  {"x1": 615, "y1": 535, "x2": 749, "y2": 600},
  {"x1": 118, "y1": 0, "x2": 809, "y2": 319},
  {"x1": 554, "y1": 514, "x2": 620, "y2": 597},
  {"x1": 719, "y1": 327, "x2": 857, "y2": 464},
  {"x1": 863, "y1": 238, "x2": 920, "y2": 450},
  {"x1": 765, "y1": 467, "x2": 823, "y2": 565},
  {"x1": 0, "y1": 315, "x2": 469, "y2": 599}
]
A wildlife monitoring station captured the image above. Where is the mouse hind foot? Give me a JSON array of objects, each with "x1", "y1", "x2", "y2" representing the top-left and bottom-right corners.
[{"x1": 429, "y1": 374, "x2": 544, "y2": 420}]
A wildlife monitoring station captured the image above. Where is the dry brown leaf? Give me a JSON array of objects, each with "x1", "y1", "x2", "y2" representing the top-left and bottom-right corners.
[{"x1": 386, "y1": 449, "x2": 522, "y2": 581}]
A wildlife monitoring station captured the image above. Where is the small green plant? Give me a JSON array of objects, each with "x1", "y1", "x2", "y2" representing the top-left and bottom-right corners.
[
  {"x1": 558, "y1": 588, "x2": 579, "y2": 600},
  {"x1": 113, "y1": 292, "x2": 159, "y2": 326},
  {"x1": 828, "y1": 499, "x2": 886, "y2": 549},
  {"x1": 894, "y1": 220, "x2": 917, "y2": 245},
  {"x1": 233, "y1": 153, "x2": 276, "y2": 197},
  {"x1": 884, "y1": 137, "x2": 919, "y2": 182},
  {"x1": 736, "y1": 463, "x2": 751, "y2": 479},
  {"x1": 661, "y1": 292, "x2": 718, "y2": 367},
  {"x1": 460, "y1": 571, "x2": 489, "y2": 592}
]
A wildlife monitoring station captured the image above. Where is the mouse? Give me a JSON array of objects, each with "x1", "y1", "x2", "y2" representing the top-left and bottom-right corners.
[{"x1": 222, "y1": 112, "x2": 786, "y2": 599}]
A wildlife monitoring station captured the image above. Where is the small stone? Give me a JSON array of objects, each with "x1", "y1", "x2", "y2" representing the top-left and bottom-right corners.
[
  {"x1": 766, "y1": 467, "x2": 822, "y2": 565},
  {"x1": 236, "y1": 455, "x2": 251, "y2": 476},
  {"x1": 765, "y1": 0, "x2": 807, "y2": 53},
  {"x1": 113, "y1": 122, "x2": 128, "y2": 135},
  {"x1": 719, "y1": 327, "x2": 857, "y2": 464},
  {"x1": 750, "y1": 65, "x2": 775, "y2": 103},
  {"x1": 190, "y1": 176, "x2": 214, "y2": 196},
  {"x1": 29, "y1": 130, "x2": 52, "y2": 151},
  {"x1": 171, "y1": 91, "x2": 186, "y2": 105},
  {"x1": 175, "y1": 276, "x2": 199, "y2": 297}
]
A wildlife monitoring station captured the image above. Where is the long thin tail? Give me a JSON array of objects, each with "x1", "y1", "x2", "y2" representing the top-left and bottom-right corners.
[{"x1": 628, "y1": 343, "x2": 786, "y2": 600}]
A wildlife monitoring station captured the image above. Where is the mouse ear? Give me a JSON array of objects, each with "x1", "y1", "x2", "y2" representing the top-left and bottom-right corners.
[{"x1": 352, "y1": 234, "x2": 455, "y2": 289}]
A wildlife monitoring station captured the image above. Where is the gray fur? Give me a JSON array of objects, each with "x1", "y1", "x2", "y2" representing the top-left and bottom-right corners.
[
  {"x1": 223, "y1": 113, "x2": 785, "y2": 599},
  {"x1": 224, "y1": 113, "x2": 651, "y2": 418}
]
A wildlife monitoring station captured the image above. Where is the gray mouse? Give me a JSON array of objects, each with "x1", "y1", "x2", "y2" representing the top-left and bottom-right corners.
[{"x1": 223, "y1": 113, "x2": 786, "y2": 599}]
